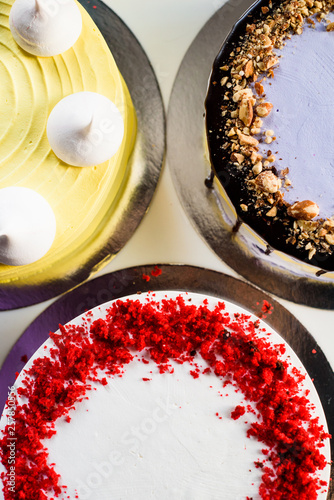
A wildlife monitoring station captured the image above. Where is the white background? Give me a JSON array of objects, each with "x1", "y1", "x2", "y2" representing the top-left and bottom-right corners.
[{"x1": 0, "y1": 0, "x2": 333, "y2": 374}]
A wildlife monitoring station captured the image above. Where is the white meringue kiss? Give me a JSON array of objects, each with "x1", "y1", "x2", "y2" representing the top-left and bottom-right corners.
[
  {"x1": 47, "y1": 92, "x2": 125, "y2": 167},
  {"x1": 9, "y1": 0, "x2": 82, "y2": 57},
  {"x1": 0, "y1": 187, "x2": 56, "y2": 266}
]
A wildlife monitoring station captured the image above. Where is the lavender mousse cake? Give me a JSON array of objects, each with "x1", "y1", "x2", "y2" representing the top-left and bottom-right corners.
[{"x1": 205, "y1": 0, "x2": 334, "y2": 271}]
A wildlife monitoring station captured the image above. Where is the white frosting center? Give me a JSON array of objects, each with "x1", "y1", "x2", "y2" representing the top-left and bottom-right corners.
[{"x1": 48, "y1": 359, "x2": 263, "y2": 499}]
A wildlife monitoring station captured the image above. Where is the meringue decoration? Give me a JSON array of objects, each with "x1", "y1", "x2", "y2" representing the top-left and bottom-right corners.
[
  {"x1": 9, "y1": 0, "x2": 82, "y2": 57},
  {"x1": 0, "y1": 187, "x2": 56, "y2": 266},
  {"x1": 47, "y1": 92, "x2": 125, "y2": 167}
]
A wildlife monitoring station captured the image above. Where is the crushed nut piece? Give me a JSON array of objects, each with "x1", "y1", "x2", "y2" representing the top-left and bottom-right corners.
[
  {"x1": 255, "y1": 171, "x2": 281, "y2": 193},
  {"x1": 287, "y1": 200, "x2": 320, "y2": 221},
  {"x1": 237, "y1": 129, "x2": 259, "y2": 146},
  {"x1": 253, "y1": 161, "x2": 263, "y2": 175},
  {"x1": 239, "y1": 98, "x2": 254, "y2": 126},
  {"x1": 325, "y1": 233, "x2": 334, "y2": 245},
  {"x1": 266, "y1": 206, "x2": 277, "y2": 217},
  {"x1": 308, "y1": 247, "x2": 316, "y2": 260},
  {"x1": 231, "y1": 152, "x2": 245, "y2": 164},
  {"x1": 254, "y1": 82, "x2": 264, "y2": 95},
  {"x1": 233, "y1": 88, "x2": 253, "y2": 102},
  {"x1": 251, "y1": 151, "x2": 262, "y2": 164},
  {"x1": 244, "y1": 59, "x2": 254, "y2": 78},
  {"x1": 256, "y1": 102, "x2": 274, "y2": 117}
]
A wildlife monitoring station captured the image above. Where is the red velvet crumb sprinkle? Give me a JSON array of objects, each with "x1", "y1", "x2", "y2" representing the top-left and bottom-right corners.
[
  {"x1": 231, "y1": 405, "x2": 246, "y2": 420},
  {"x1": 151, "y1": 266, "x2": 162, "y2": 277}
]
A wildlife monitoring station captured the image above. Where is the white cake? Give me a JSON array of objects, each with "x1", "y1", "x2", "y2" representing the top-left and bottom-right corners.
[{"x1": 0, "y1": 292, "x2": 331, "y2": 499}]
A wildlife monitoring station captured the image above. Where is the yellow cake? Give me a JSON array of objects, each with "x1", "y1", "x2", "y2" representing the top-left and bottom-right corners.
[{"x1": 0, "y1": 0, "x2": 136, "y2": 288}]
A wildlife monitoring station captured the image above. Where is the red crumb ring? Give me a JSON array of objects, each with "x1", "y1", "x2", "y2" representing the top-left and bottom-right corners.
[{"x1": 0, "y1": 296, "x2": 330, "y2": 500}]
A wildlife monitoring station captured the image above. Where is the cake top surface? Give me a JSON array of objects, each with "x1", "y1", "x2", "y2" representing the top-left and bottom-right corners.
[
  {"x1": 256, "y1": 10, "x2": 334, "y2": 218},
  {"x1": 0, "y1": 291, "x2": 330, "y2": 499}
]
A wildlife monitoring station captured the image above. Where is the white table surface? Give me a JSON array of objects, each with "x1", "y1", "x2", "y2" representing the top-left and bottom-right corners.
[{"x1": 0, "y1": 0, "x2": 333, "y2": 374}]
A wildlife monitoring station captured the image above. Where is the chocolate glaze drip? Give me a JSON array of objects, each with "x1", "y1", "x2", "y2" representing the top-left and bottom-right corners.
[
  {"x1": 232, "y1": 217, "x2": 243, "y2": 234},
  {"x1": 265, "y1": 245, "x2": 274, "y2": 256},
  {"x1": 204, "y1": 170, "x2": 215, "y2": 189},
  {"x1": 316, "y1": 269, "x2": 328, "y2": 278}
]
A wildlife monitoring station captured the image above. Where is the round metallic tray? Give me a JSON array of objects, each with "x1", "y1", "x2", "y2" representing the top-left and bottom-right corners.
[
  {"x1": 0, "y1": 264, "x2": 333, "y2": 498},
  {"x1": 0, "y1": 0, "x2": 165, "y2": 310},
  {"x1": 167, "y1": 0, "x2": 334, "y2": 309}
]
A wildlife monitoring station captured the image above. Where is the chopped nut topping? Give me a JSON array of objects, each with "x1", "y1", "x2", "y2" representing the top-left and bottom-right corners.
[
  {"x1": 251, "y1": 151, "x2": 263, "y2": 164},
  {"x1": 287, "y1": 200, "x2": 320, "y2": 220},
  {"x1": 318, "y1": 228, "x2": 328, "y2": 237},
  {"x1": 256, "y1": 102, "x2": 274, "y2": 117},
  {"x1": 252, "y1": 161, "x2": 263, "y2": 175},
  {"x1": 231, "y1": 152, "x2": 245, "y2": 164},
  {"x1": 233, "y1": 88, "x2": 253, "y2": 102},
  {"x1": 237, "y1": 130, "x2": 259, "y2": 146},
  {"x1": 244, "y1": 59, "x2": 254, "y2": 78},
  {"x1": 297, "y1": 220, "x2": 318, "y2": 232},
  {"x1": 324, "y1": 219, "x2": 334, "y2": 229},
  {"x1": 325, "y1": 233, "x2": 334, "y2": 245},
  {"x1": 255, "y1": 82, "x2": 264, "y2": 95},
  {"x1": 260, "y1": 55, "x2": 279, "y2": 70},
  {"x1": 260, "y1": 34, "x2": 273, "y2": 48},
  {"x1": 255, "y1": 171, "x2": 281, "y2": 193},
  {"x1": 239, "y1": 98, "x2": 254, "y2": 126},
  {"x1": 266, "y1": 206, "x2": 277, "y2": 217},
  {"x1": 308, "y1": 247, "x2": 316, "y2": 260},
  {"x1": 253, "y1": 117, "x2": 263, "y2": 128}
]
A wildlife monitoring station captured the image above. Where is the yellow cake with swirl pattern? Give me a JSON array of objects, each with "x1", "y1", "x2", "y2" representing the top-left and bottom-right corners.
[{"x1": 0, "y1": 0, "x2": 136, "y2": 289}]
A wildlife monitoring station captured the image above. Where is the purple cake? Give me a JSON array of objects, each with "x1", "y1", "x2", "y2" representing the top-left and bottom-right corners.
[{"x1": 205, "y1": 0, "x2": 334, "y2": 271}]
